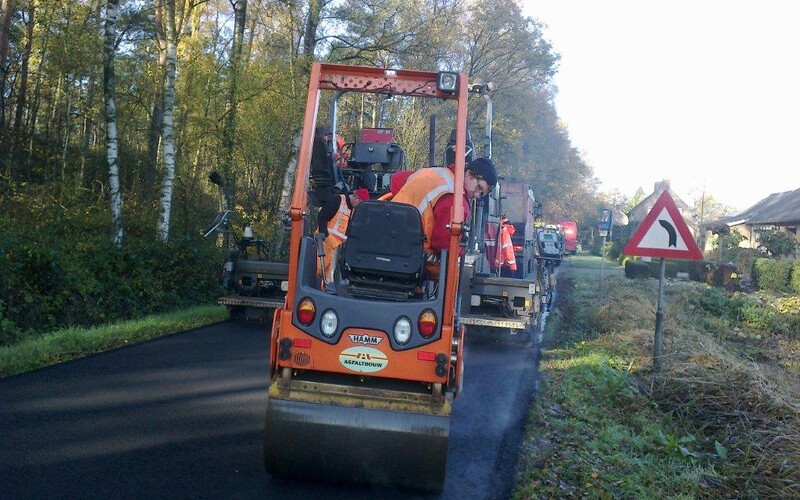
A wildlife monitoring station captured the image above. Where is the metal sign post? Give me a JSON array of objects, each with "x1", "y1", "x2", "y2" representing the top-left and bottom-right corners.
[
  {"x1": 653, "y1": 257, "x2": 666, "y2": 370},
  {"x1": 622, "y1": 191, "x2": 703, "y2": 371},
  {"x1": 598, "y1": 208, "x2": 612, "y2": 291},
  {"x1": 599, "y1": 234, "x2": 605, "y2": 290}
]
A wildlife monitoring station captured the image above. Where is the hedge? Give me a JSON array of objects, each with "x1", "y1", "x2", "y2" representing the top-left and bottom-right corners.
[
  {"x1": 791, "y1": 261, "x2": 800, "y2": 294},
  {"x1": 0, "y1": 230, "x2": 224, "y2": 346},
  {"x1": 623, "y1": 259, "x2": 679, "y2": 279},
  {"x1": 752, "y1": 258, "x2": 794, "y2": 293},
  {"x1": 624, "y1": 258, "x2": 739, "y2": 290}
]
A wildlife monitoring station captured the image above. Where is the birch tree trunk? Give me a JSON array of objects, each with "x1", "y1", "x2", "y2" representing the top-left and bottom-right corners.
[
  {"x1": 157, "y1": 0, "x2": 178, "y2": 242},
  {"x1": 104, "y1": 0, "x2": 123, "y2": 247}
]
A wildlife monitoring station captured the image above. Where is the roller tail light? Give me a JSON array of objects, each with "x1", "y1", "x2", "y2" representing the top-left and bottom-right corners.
[
  {"x1": 418, "y1": 309, "x2": 438, "y2": 338},
  {"x1": 297, "y1": 298, "x2": 316, "y2": 326}
]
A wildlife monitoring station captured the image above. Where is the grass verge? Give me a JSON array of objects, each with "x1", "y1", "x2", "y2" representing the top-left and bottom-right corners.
[
  {"x1": 513, "y1": 255, "x2": 800, "y2": 499},
  {"x1": 0, "y1": 304, "x2": 229, "y2": 378}
]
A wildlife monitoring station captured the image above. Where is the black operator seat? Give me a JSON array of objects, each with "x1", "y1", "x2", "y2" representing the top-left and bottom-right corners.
[{"x1": 340, "y1": 200, "x2": 426, "y2": 299}]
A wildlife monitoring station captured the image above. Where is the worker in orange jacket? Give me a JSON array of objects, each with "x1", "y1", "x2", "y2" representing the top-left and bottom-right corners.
[
  {"x1": 495, "y1": 216, "x2": 517, "y2": 271},
  {"x1": 317, "y1": 188, "x2": 369, "y2": 282},
  {"x1": 392, "y1": 157, "x2": 498, "y2": 278}
]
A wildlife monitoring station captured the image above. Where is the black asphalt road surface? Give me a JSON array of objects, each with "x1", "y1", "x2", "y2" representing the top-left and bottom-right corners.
[{"x1": 1, "y1": 321, "x2": 540, "y2": 500}]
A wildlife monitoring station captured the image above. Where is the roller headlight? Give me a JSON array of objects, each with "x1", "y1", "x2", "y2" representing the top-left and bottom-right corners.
[
  {"x1": 320, "y1": 309, "x2": 338, "y2": 338},
  {"x1": 393, "y1": 316, "x2": 412, "y2": 345}
]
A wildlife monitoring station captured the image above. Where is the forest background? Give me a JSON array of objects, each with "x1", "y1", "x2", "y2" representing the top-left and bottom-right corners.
[{"x1": 0, "y1": 0, "x2": 727, "y2": 342}]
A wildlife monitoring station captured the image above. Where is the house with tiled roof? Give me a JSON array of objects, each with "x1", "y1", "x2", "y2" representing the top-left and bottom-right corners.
[
  {"x1": 703, "y1": 187, "x2": 800, "y2": 251},
  {"x1": 628, "y1": 180, "x2": 699, "y2": 237}
]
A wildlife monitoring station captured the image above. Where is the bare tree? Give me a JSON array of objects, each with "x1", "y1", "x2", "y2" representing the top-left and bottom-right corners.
[{"x1": 326, "y1": 0, "x2": 455, "y2": 67}]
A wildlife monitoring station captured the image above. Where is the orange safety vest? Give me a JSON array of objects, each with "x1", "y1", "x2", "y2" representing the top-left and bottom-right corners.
[
  {"x1": 320, "y1": 196, "x2": 352, "y2": 281},
  {"x1": 391, "y1": 167, "x2": 456, "y2": 255},
  {"x1": 495, "y1": 218, "x2": 517, "y2": 271},
  {"x1": 324, "y1": 133, "x2": 349, "y2": 169}
]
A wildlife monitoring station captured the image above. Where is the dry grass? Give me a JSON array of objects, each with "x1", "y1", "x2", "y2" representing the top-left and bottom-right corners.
[{"x1": 589, "y1": 275, "x2": 800, "y2": 497}]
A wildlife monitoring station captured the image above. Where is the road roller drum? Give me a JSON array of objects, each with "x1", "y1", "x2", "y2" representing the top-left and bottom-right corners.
[{"x1": 264, "y1": 392, "x2": 450, "y2": 492}]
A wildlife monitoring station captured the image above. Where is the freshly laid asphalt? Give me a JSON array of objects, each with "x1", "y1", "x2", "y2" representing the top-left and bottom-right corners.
[{"x1": 1, "y1": 320, "x2": 540, "y2": 500}]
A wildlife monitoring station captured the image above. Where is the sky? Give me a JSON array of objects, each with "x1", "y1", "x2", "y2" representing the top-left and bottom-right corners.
[{"x1": 521, "y1": 1, "x2": 799, "y2": 213}]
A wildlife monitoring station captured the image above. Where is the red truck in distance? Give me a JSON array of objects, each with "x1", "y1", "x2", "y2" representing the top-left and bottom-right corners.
[{"x1": 558, "y1": 220, "x2": 578, "y2": 254}]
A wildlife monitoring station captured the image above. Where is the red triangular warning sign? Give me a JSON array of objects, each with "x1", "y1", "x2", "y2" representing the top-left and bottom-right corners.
[{"x1": 623, "y1": 191, "x2": 703, "y2": 260}]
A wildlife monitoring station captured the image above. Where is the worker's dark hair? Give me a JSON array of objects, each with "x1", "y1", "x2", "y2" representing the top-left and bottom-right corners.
[{"x1": 466, "y1": 157, "x2": 498, "y2": 189}]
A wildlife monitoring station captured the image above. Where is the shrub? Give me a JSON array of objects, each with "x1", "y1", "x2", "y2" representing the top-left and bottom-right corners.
[
  {"x1": 752, "y1": 258, "x2": 793, "y2": 293},
  {"x1": 624, "y1": 259, "x2": 680, "y2": 279},
  {"x1": 0, "y1": 226, "x2": 224, "y2": 345},
  {"x1": 714, "y1": 231, "x2": 746, "y2": 260},
  {"x1": 625, "y1": 260, "x2": 650, "y2": 279},
  {"x1": 702, "y1": 315, "x2": 730, "y2": 334},
  {"x1": 756, "y1": 229, "x2": 797, "y2": 258},
  {"x1": 688, "y1": 260, "x2": 715, "y2": 284},
  {"x1": 685, "y1": 287, "x2": 753, "y2": 324},
  {"x1": 713, "y1": 263, "x2": 740, "y2": 290},
  {"x1": 686, "y1": 261, "x2": 740, "y2": 290},
  {"x1": 728, "y1": 247, "x2": 759, "y2": 280},
  {"x1": 739, "y1": 299, "x2": 775, "y2": 330},
  {"x1": 607, "y1": 238, "x2": 625, "y2": 261},
  {"x1": 686, "y1": 286, "x2": 800, "y2": 336},
  {"x1": 688, "y1": 287, "x2": 732, "y2": 318},
  {"x1": 791, "y1": 261, "x2": 800, "y2": 294}
]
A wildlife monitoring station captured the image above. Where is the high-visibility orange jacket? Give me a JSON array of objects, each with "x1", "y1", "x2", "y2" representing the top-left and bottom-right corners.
[
  {"x1": 495, "y1": 217, "x2": 517, "y2": 271},
  {"x1": 319, "y1": 195, "x2": 352, "y2": 281},
  {"x1": 392, "y1": 167, "x2": 458, "y2": 255},
  {"x1": 324, "y1": 132, "x2": 349, "y2": 168}
]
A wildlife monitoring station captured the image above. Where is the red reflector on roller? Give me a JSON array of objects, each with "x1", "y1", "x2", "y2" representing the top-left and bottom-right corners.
[
  {"x1": 293, "y1": 338, "x2": 311, "y2": 348},
  {"x1": 417, "y1": 351, "x2": 436, "y2": 361}
]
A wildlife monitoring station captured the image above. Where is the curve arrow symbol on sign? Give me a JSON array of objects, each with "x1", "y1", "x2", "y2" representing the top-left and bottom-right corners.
[{"x1": 658, "y1": 219, "x2": 677, "y2": 247}]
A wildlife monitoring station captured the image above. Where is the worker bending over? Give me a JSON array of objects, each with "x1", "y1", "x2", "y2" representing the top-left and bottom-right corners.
[
  {"x1": 392, "y1": 157, "x2": 497, "y2": 277},
  {"x1": 317, "y1": 188, "x2": 370, "y2": 282}
]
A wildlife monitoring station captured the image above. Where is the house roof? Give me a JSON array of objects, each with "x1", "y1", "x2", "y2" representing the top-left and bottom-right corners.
[
  {"x1": 641, "y1": 187, "x2": 692, "y2": 213},
  {"x1": 627, "y1": 180, "x2": 699, "y2": 236},
  {"x1": 709, "y1": 187, "x2": 800, "y2": 227},
  {"x1": 628, "y1": 181, "x2": 693, "y2": 221}
]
